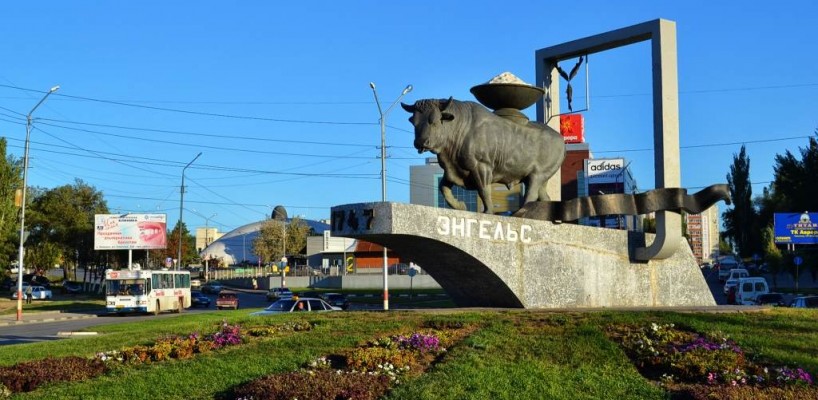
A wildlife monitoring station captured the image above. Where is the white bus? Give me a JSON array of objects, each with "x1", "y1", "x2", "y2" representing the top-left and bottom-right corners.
[{"x1": 104, "y1": 269, "x2": 191, "y2": 315}]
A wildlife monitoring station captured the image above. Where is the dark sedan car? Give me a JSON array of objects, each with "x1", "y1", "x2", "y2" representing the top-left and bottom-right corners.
[
  {"x1": 754, "y1": 293, "x2": 786, "y2": 306},
  {"x1": 191, "y1": 292, "x2": 211, "y2": 308},
  {"x1": 322, "y1": 293, "x2": 350, "y2": 310},
  {"x1": 201, "y1": 281, "x2": 223, "y2": 294},
  {"x1": 62, "y1": 281, "x2": 83, "y2": 294}
]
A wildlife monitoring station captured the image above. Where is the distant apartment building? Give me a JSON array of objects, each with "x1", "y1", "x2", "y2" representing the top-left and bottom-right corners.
[
  {"x1": 195, "y1": 227, "x2": 222, "y2": 252},
  {"x1": 685, "y1": 205, "x2": 720, "y2": 264}
]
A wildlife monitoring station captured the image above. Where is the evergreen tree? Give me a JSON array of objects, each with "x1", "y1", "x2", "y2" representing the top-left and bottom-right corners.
[{"x1": 722, "y1": 145, "x2": 760, "y2": 258}]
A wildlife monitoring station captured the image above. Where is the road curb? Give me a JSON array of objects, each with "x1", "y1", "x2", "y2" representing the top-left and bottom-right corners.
[{"x1": 0, "y1": 312, "x2": 97, "y2": 326}]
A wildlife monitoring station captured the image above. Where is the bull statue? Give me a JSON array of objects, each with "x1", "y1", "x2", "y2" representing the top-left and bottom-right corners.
[{"x1": 402, "y1": 98, "x2": 565, "y2": 213}]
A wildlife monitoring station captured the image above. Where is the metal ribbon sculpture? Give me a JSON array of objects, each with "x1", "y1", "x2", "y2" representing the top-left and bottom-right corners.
[{"x1": 512, "y1": 184, "x2": 732, "y2": 222}]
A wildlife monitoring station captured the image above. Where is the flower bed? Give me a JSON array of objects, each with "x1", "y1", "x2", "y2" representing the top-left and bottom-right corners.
[
  {"x1": 608, "y1": 322, "x2": 817, "y2": 399},
  {"x1": 229, "y1": 321, "x2": 475, "y2": 400},
  {"x1": 0, "y1": 356, "x2": 107, "y2": 395},
  {"x1": 0, "y1": 320, "x2": 314, "y2": 396}
]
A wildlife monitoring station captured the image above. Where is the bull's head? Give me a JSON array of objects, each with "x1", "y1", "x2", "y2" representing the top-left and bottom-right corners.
[{"x1": 401, "y1": 97, "x2": 455, "y2": 154}]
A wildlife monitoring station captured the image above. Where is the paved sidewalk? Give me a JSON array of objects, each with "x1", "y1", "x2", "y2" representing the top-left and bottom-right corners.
[{"x1": 0, "y1": 310, "x2": 98, "y2": 327}]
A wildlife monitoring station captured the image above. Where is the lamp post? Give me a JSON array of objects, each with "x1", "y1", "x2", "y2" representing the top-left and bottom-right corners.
[
  {"x1": 16, "y1": 85, "x2": 59, "y2": 321},
  {"x1": 369, "y1": 82, "x2": 412, "y2": 311},
  {"x1": 177, "y1": 152, "x2": 202, "y2": 270},
  {"x1": 204, "y1": 213, "x2": 216, "y2": 281}
]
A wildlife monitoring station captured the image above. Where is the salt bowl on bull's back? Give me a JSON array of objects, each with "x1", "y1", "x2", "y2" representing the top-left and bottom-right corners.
[
  {"x1": 469, "y1": 71, "x2": 545, "y2": 111},
  {"x1": 401, "y1": 97, "x2": 565, "y2": 214}
]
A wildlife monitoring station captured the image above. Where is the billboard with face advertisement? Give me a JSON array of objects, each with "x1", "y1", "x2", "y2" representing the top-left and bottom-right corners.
[{"x1": 94, "y1": 214, "x2": 167, "y2": 250}]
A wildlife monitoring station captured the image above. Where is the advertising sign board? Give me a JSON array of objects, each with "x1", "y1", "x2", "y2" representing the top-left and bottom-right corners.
[
  {"x1": 94, "y1": 214, "x2": 168, "y2": 250},
  {"x1": 585, "y1": 158, "x2": 625, "y2": 184},
  {"x1": 559, "y1": 114, "x2": 584, "y2": 143},
  {"x1": 774, "y1": 212, "x2": 818, "y2": 244}
]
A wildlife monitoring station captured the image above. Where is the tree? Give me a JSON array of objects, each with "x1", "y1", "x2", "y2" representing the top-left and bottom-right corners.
[
  {"x1": 25, "y1": 179, "x2": 108, "y2": 277},
  {"x1": 722, "y1": 145, "x2": 760, "y2": 258},
  {"x1": 770, "y1": 133, "x2": 818, "y2": 215},
  {"x1": 0, "y1": 138, "x2": 22, "y2": 271},
  {"x1": 761, "y1": 226, "x2": 783, "y2": 289},
  {"x1": 23, "y1": 241, "x2": 61, "y2": 272},
  {"x1": 253, "y1": 217, "x2": 311, "y2": 264},
  {"x1": 165, "y1": 221, "x2": 196, "y2": 268}
]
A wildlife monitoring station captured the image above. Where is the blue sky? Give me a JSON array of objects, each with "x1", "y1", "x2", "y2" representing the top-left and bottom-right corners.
[{"x1": 1, "y1": 1, "x2": 816, "y2": 234}]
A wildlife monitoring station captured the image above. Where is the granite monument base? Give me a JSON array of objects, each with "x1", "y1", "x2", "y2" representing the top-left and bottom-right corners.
[{"x1": 330, "y1": 202, "x2": 715, "y2": 308}]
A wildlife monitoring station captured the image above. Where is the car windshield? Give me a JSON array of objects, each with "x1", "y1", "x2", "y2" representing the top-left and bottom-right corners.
[{"x1": 265, "y1": 299, "x2": 296, "y2": 311}]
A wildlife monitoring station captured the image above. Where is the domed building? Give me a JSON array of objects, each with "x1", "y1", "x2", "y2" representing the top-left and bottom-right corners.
[{"x1": 199, "y1": 217, "x2": 330, "y2": 266}]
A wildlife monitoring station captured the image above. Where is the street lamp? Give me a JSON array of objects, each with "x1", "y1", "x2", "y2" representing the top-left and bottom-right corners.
[
  {"x1": 203, "y1": 213, "x2": 216, "y2": 281},
  {"x1": 177, "y1": 152, "x2": 202, "y2": 270},
  {"x1": 16, "y1": 85, "x2": 59, "y2": 321},
  {"x1": 369, "y1": 82, "x2": 412, "y2": 311}
]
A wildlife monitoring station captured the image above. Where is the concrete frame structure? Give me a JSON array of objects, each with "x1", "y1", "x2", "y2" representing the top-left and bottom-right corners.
[{"x1": 536, "y1": 19, "x2": 681, "y2": 261}]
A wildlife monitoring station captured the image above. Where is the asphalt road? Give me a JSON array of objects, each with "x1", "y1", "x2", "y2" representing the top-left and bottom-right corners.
[{"x1": 0, "y1": 290, "x2": 269, "y2": 346}]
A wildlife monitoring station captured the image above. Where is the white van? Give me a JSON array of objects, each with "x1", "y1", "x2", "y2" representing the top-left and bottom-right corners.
[
  {"x1": 735, "y1": 277, "x2": 769, "y2": 305},
  {"x1": 723, "y1": 269, "x2": 750, "y2": 294}
]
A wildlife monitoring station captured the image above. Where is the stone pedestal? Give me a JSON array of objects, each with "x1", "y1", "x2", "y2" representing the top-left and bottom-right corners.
[{"x1": 330, "y1": 202, "x2": 715, "y2": 308}]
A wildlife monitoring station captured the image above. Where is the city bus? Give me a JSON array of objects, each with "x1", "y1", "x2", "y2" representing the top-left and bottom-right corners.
[{"x1": 104, "y1": 269, "x2": 191, "y2": 315}]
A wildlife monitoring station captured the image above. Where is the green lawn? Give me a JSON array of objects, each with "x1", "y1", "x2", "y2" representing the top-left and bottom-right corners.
[{"x1": 2, "y1": 307, "x2": 817, "y2": 399}]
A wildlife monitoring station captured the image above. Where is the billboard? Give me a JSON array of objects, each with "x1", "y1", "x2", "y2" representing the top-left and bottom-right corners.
[
  {"x1": 585, "y1": 158, "x2": 625, "y2": 184},
  {"x1": 559, "y1": 114, "x2": 584, "y2": 143},
  {"x1": 94, "y1": 214, "x2": 168, "y2": 250},
  {"x1": 774, "y1": 212, "x2": 818, "y2": 244}
]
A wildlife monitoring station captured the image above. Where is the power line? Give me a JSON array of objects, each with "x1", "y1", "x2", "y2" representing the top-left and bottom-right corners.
[
  {"x1": 6, "y1": 138, "x2": 381, "y2": 178},
  {"x1": 594, "y1": 135, "x2": 814, "y2": 154},
  {"x1": 39, "y1": 118, "x2": 378, "y2": 148},
  {"x1": 0, "y1": 83, "x2": 376, "y2": 126},
  {"x1": 38, "y1": 120, "x2": 381, "y2": 158}
]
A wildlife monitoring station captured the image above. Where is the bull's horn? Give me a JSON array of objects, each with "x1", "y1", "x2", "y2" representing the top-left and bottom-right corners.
[
  {"x1": 400, "y1": 102, "x2": 415, "y2": 113},
  {"x1": 440, "y1": 96, "x2": 453, "y2": 111}
]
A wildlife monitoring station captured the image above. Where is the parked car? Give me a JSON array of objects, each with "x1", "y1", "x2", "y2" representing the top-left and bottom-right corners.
[
  {"x1": 754, "y1": 293, "x2": 786, "y2": 307},
  {"x1": 322, "y1": 293, "x2": 350, "y2": 310},
  {"x1": 190, "y1": 279, "x2": 201, "y2": 289},
  {"x1": 24, "y1": 274, "x2": 51, "y2": 288},
  {"x1": 191, "y1": 292, "x2": 211, "y2": 308},
  {"x1": 790, "y1": 296, "x2": 818, "y2": 308},
  {"x1": 61, "y1": 281, "x2": 83, "y2": 294},
  {"x1": 266, "y1": 287, "x2": 293, "y2": 302},
  {"x1": 250, "y1": 297, "x2": 340, "y2": 316},
  {"x1": 723, "y1": 269, "x2": 750, "y2": 294},
  {"x1": 201, "y1": 281, "x2": 223, "y2": 294},
  {"x1": 298, "y1": 290, "x2": 321, "y2": 299},
  {"x1": 0, "y1": 277, "x2": 15, "y2": 291},
  {"x1": 216, "y1": 291, "x2": 239, "y2": 310},
  {"x1": 717, "y1": 262, "x2": 740, "y2": 282},
  {"x1": 10, "y1": 285, "x2": 52, "y2": 300}
]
